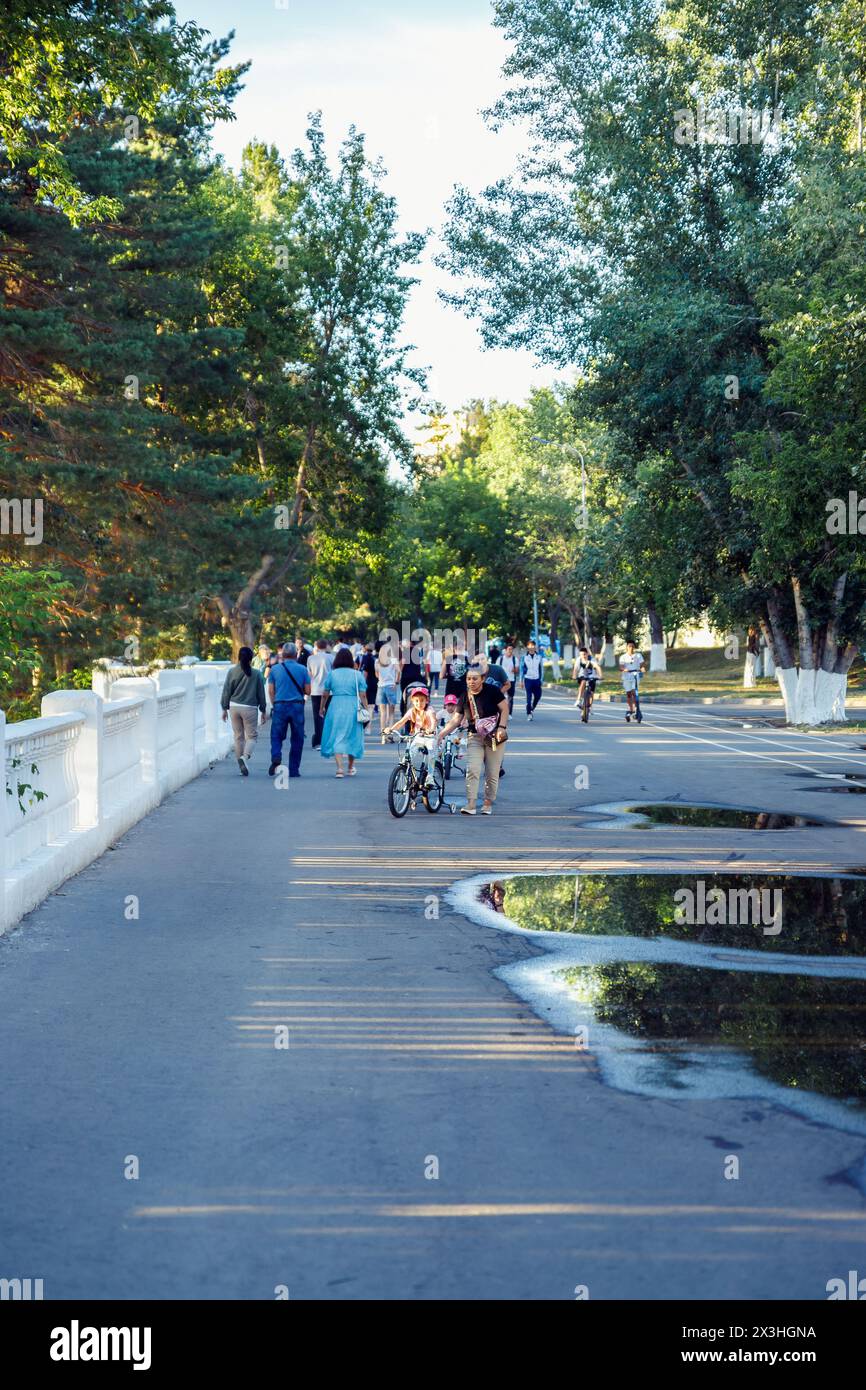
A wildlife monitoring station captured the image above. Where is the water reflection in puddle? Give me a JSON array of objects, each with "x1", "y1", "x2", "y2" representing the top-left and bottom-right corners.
[
  {"x1": 457, "y1": 872, "x2": 866, "y2": 1133},
  {"x1": 586, "y1": 802, "x2": 824, "y2": 829},
  {"x1": 627, "y1": 804, "x2": 823, "y2": 829}
]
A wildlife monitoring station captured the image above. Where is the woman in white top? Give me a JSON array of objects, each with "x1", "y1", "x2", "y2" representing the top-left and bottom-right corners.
[{"x1": 374, "y1": 645, "x2": 401, "y2": 742}]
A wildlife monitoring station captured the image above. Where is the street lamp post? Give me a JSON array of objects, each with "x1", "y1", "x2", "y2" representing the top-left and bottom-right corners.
[
  {"x1": 531, "y1": 436, "x2": 587, "y2": 528},
  {"x1": 533, "y1": 435, "x2": 590, "y2": 651}
]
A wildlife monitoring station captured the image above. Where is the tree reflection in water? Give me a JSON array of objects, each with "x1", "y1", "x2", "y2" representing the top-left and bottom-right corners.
[
  {"x1": 628, "y1": 805, "x2": 822, "y2": 829},
  {"x1": 493, "y1": 874, "x2": 866, "y2": 1104}
]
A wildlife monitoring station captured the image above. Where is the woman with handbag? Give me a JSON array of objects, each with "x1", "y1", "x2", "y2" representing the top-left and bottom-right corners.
[
  {"x1": 437, "y1": 666, "x2": 508, "y2": 815},
  {"x1": 320, "y1": 647, "x2": 371, "y2": 777}
]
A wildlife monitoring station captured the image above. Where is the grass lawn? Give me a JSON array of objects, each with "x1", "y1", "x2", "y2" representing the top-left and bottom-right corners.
[{"x1": 553, "y1": 645, "x2": 866, "y2": 705}]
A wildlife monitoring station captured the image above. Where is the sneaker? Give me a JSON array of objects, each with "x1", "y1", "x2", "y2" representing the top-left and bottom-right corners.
[
  {"x1": 237, "y1": 757, "x2": 249, "y2": 777},
  {"x1": 481, "y1": 805, "x2": 493, "y2": 815},
  {"x1": 460, "y1": 806, "x2": 477, "y2": 815},
  {"x1": 625, "y1": 714, "x2": 631, "y2": 723},
  {"x1": 269, "y1": 760, "x2": 280, "y2": 776}
]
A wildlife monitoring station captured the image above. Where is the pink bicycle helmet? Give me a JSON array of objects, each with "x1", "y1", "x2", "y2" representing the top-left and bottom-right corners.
[{"x1": 405, "y1": 682, "x2": 430, "y2": 701}]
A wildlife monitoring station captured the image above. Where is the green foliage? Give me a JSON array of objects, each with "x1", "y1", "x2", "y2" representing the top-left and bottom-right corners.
[
  {"x1": 5, "y1": 757, "x2": 47, "y2": 815},
  {"x1": 0, "y1": 1, "x2": 245, "y2": 222},
  {"x1": 0, "y1": 564, "x2": 70, "y2": 707},
  {"x1": 441, "y1": 0, "x2": 866, "y2": 669}
]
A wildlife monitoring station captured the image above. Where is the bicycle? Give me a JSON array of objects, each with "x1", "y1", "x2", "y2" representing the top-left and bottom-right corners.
[
  {"x1": 386, "y1": 734, "x2": 446, "y2": 817},
  {"x1": 441, "y1": 730, "x2": 466, "y2": 781},
  {"x1": 577, "y1": 676, "x2": 599, "y2": 723}
]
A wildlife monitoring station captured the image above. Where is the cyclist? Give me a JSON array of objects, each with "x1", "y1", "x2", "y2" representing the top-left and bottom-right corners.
[
  {"x1": 619, "y1": 640, "x2": 646, "y2": 723},
  {"x1": 437, "y1": 694, "x2": 465, "y2": 776},
  {"x1": 574, "y1": 646, "x2": 602, "y2": 720},
  {"x1": 439, "y1": 694, "x2": 464, "y2": 744},
  {"x1": 384, "y1": 682, "x2": 439, "y2": 787}
]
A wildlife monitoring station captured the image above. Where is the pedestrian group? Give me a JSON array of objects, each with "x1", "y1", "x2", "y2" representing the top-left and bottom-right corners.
[{"x1": 220, "y1": 632, "x2": 649, "y2": 808}]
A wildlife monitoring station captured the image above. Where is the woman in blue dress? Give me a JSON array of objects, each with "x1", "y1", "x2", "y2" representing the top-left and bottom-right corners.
[{"x1": 320, "y1": 647, "x2": 370, "y2": 776}]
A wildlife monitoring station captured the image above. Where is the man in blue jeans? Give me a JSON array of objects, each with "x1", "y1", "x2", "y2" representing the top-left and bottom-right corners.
[
  {"x1": 267, "y1": 643, "x2": 310, "y2": 777},
  {"x1": 521, "y1": 640, "x2": 544, "y2": 721}
]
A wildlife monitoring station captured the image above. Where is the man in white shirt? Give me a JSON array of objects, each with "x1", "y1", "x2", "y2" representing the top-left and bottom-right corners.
[
  {"x1": 520, "y1": 640, "x2": 544, "y2": 720},
  {"x1": 619, "y1": 641, "x2": 646, "y2": 723},
  {"x1": 500, "y1": 642, "x2": 517, "y2": 713},
  {"x1": 307, "y1": 639, "x2": 334, "y2": 747}
]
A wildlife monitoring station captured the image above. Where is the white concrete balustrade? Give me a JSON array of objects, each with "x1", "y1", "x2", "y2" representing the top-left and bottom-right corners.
[{"x1": 1, "y1": 662, "x2": 233, "y2": 934}]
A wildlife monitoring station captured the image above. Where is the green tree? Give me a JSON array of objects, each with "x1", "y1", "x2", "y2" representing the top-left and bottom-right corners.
[
  {"x1": 206, "y1": 118, "x2": 426, "y2": 652},
  {"x1": 0, "y1": 0, "x2": 243, "y2": 222},
  {"x1": 442, "y1": 0, "x2": 866, "y2": 721}
]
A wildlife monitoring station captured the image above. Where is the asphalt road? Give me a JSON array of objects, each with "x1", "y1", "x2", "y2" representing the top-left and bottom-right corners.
[{"x1": 2, "y1": 687, "x2": 866, "y2": 1300}]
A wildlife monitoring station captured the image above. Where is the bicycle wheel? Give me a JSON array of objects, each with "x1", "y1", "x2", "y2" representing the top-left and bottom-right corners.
[
  {"x1": 443, "y1": 749, "x2": 453, "y2": 780},
  {"x1": 423, "y1": 764, "x2": 445, "y2": 813},
  {"x1": 388, "y1": 764, "x2": 411, "y2": 817}
]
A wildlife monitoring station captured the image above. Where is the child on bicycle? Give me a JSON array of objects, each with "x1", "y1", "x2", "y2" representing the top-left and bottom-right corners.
[
  {"x1": 384, "y1": 682, "x2": 440, "y2": 786},
  {"x1": 439, "y1": 694, "x2": 464, "y2": 744},
  {"x1": 574, "y1": 646, "x2": 602, "y2": 717}
]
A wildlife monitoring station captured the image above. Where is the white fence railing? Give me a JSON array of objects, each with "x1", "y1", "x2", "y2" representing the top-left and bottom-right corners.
[{"x1": 2, "y1": 662, "x2": 233, "y2": 933}]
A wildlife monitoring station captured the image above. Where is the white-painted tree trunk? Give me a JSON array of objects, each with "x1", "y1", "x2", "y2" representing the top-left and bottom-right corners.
[
  {"x1": 762, "y1": 645, "x2": 775, "y2": 678},
  {"x1": 774, "y1": 666, "x2": 846, "y2": 724},
  {"x1": 775, "y1": 667, "x2": 798, "y2": 722},
  {"x1": 602, "y1": 640, "x2": 617, "y2": 668},
  {"x1": 743, "y1": 653, "x2": 757, "y2": 688},
  {"x1": 816, "y1": 668, "x2": 847, "y2": 723},
  {"x1": 649, "y1": 643, "x2": 667, "y2": 672}
]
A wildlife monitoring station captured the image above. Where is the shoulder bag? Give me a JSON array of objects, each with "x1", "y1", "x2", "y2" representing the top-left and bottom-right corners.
[
  {"x1": 356, "y1": 674, "x2": 373, "y2": 725},
  {"x1": 468, "y1": 690, "x2": 500, "y2": 743}
]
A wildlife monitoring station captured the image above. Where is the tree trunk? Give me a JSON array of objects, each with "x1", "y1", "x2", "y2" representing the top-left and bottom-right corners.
[
  {"x1": 216, "y1": 555, "x2": 274, "y2": 659},
  {"x1": 602, "y1": 629, "x2": 617, "y2": 667},
  {"x1": 647, "y1": 599, "x2": 667, "y2": 671},
  {"x1": 765, "y1": 578, "x2": 854, "y2": 724}
]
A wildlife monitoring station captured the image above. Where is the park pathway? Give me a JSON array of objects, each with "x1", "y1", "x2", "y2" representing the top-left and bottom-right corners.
[{"x1": 2, "y1": 692, "x2": 866, "y2": 1299}]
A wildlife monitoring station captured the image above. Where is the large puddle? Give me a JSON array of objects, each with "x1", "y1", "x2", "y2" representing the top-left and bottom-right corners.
[
  {"x1": 625, "y1": 804, "x2": 822, "y2": 829},
  {"x1": 452, "y1": 871, "x2": 866, "y2": 1138},
  {"x1": 583, "y1": 801, "x2": 826, "y2": 828}
]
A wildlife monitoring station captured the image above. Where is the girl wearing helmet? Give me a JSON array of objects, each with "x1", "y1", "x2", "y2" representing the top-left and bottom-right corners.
[
  {"x1": 385, "y1": 684, "x2": 439, "y2": 787},
  {"x1": 439, "y1": 693, "x2": 465, "y2": 750}
]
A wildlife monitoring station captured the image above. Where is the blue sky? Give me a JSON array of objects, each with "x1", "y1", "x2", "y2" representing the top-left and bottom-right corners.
[{"x1": 172, "y1": 0, "x2": 562, "y2": 429}]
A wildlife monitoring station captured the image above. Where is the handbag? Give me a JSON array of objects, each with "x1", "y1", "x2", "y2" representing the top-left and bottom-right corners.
[
  {"x1": 357, "y1": 677, "x2": 373, "y2": 725},
  {"x1": 468, "y1": 691, "x2": 499, "y2": 742}
]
